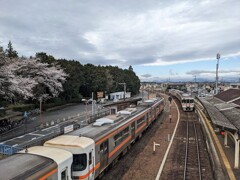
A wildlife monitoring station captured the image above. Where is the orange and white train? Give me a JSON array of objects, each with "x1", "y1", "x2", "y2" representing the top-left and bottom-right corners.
[
  {"x1": 0, "y1": 98, "x2": 164, "y2": 180},
  {"x1": 169, "y1": 89, "x2": 195, "y2": 111}
]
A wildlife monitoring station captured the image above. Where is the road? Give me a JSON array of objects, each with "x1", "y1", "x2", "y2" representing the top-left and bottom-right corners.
[{"x1": 0, "y1": 103, "x2": 100, "y2": 142}]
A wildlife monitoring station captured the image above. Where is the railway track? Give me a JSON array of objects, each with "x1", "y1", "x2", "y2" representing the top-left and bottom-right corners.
[
  {"x1": 161, "y1": 99, "x2": 213, "y2": 180},
  {"x1": 183, "y1": 112, "x2": 202, "y2": 180}
]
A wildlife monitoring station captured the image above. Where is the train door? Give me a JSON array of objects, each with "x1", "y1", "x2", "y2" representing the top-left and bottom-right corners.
[
  {"x1": 131, "y1": 122, "x2": 135, "y2": 142},
  {"x1": 88, "y1": 150, "x2": 94, "y2": 180},
  {"x1": 100, "y1": 140, "x2": 108, "y2": 172}
]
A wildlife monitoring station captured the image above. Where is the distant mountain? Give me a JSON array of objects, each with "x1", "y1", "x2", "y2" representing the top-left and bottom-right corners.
[{"x1": 140, "y1": 76, "x2": 240, "y2": 83}]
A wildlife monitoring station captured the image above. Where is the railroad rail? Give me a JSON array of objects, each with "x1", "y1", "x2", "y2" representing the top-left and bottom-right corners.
[
  {"x1": 183, "y1": 112, "x2": 202, "y2": 180},
  {"x1": 160, "y1": 97, "x2": 214, "y2": 180}
]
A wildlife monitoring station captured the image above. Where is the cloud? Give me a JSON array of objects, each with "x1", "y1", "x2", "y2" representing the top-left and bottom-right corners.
[
  {"x1": 141, "y1": 74, "x2": 152, "y2": 78},
  {"x1": 0, "y1": 0, "x2": 239, "y2": 68},
  {"x1": 186, "y1": 69, "x2": 240, "y2": 75}
]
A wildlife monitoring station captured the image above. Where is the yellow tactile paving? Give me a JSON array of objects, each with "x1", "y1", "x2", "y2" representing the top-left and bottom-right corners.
[{"x1": 198, "y1": 109, "x2": 236, "y2": 180}]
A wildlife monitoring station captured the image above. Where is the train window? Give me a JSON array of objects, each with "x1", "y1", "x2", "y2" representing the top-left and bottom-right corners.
[
  {"x1": 137, "y1": 116, "x2": 145, "y2": 128},
  {"x1": 190, "y1": 99, "x2": 194, "y2": 103},
  {"x1": 89, "y1": 152, "x2": 92, "y2": 165},
  {"x1": 114, "y1": 132, "x2": 122, "y2": 146},
  {"x1": 122, "y1": 127, "x2": 129, "y2": 140},
  {"x1": 72, "y1": 154, "x2": 87, "y2": 171},
  {"x1": 182, "y1": 100, "x2": 186, "y2": 103}
]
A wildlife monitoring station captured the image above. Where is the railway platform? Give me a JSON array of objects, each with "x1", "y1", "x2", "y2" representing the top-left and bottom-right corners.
[{"x1": 196, "y1": 89, "x2": 240, "y2": 179}]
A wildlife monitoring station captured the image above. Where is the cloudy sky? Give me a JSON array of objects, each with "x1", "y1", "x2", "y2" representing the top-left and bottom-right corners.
[{"x1": 0, "y1": 0, "x2": 240, "y2": 82}]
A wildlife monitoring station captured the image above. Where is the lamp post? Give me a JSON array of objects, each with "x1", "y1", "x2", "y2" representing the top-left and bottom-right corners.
[
  {"x1": 118, "y1": 83, "x2": 126, "y2": 100},
  {"x1": 216, "y1": 53, "x2": 220, "y2": 94}
]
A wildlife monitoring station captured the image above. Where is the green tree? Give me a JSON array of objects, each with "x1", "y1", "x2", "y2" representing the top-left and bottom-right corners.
[
  {"x1": 57, "y1": 59, "x2": 84, "y2": 101},
  {"x1": 5, "y1": 41, "x2": 18, "y2": 59},
  {"x1": 36, "y1": 52, "x2": 55, "y2": 64},
  {"x1": 129, "y1": 65, "x2": 133, "y2": 71}
]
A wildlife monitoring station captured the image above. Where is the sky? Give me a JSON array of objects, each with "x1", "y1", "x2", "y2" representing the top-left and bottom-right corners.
[{"x1": 0, "y1": 0, "x2": 240, "y2": 82}]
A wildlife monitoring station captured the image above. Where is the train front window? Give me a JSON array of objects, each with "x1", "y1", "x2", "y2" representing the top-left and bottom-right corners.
[{"x1": 72, "y1": 154, "x2": 87, "y2": 171}]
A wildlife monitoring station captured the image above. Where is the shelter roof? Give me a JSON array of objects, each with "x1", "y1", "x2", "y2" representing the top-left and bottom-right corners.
[
  {"x1": 199, "y1": 98, "x2": 237, "y2": 131},
  {"x1": 215, "y1": 89, "x2": 240, "y2": 102}
]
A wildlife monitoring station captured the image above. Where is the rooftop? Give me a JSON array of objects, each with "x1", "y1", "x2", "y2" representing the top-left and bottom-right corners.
[{"x1": 199, "y1": 88, "x2": 240, "y2": 132}]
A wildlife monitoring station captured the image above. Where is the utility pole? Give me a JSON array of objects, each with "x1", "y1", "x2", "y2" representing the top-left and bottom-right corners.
[
  {"x1": 216, "y1": 53, "x2": 220, "y2": 94},
  {"x1": 91, "y1": 92, "x2": 94, "y2": 115}
]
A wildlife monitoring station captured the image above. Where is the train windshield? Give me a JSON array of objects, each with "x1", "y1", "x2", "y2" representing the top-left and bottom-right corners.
[
  {"x1": 72, "y1": 154, "x2": 87, "y2": 171},
  {"x1": 182, "y1": 99, "x2": 194, "y2": 103}
]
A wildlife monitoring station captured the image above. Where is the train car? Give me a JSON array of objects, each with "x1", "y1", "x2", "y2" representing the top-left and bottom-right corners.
[
  {"x1": 44, "y1": 98, "x2": 164, "y2": 180},
  {"x1": 0, "y1": 146, "x2": 72, "y2": 180},
  {"x1": 169, "y1": 89, "x2": 194, "y2": 111}
]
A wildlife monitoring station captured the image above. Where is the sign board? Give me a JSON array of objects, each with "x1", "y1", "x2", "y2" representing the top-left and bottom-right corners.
[
  {"x1": 64, "y1": 124, "x2": 74, "y2": 134},
  {"x1": 97, "y1": 91, "x2": 104, "y2": 98}
]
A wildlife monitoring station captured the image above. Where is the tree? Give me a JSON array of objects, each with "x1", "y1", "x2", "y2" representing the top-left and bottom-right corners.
[
  {"x1": 0, "y1": 57, "x2": 67, "y2": 102},
  {"x1": 36, "y1": 52, "x2": 55, "y2": 64},
  {"x1": 5, "y1": 41, "x2": 18, "y2": 59},
  {"x1": 129, "y1": 65, "x2": 133, "y2": 71}
]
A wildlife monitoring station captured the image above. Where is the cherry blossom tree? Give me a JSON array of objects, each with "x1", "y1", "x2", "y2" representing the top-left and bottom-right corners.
[{"x1": 0, "y1": 57, "x2": 67, "y2": 102}]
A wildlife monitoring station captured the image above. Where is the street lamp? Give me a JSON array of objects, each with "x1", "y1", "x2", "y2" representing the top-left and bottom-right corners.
[
  {"x1": 216, "y1": 53, "x2": 220, "y2": 94},
  {"x1": 118, "y1": 83, "x2": 126, "y2": 101}
]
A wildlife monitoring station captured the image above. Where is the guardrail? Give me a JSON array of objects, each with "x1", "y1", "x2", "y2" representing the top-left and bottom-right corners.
[{"x1": 0, "y1": 144, "x2": 23, "y2": 155}]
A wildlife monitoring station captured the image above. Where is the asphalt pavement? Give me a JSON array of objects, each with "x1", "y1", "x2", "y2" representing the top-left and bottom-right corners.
[{"x1": 0, "y1": 103, "x2": 98, "y2": 142}]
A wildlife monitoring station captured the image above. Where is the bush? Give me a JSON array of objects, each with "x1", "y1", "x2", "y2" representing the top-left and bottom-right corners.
[
  {"x1": 68, "y1": 98, "x2": 82, "y2": 103},
  {"x1": 12, "y1": 104, "x2": 35, "y2": 112}
]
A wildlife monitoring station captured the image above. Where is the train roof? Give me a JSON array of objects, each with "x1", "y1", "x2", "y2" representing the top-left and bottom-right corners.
[
  {"x1": 0, "y1": 153, "x2": 57, "y2": 179},
  {"x1": 169, "y1": 89, "x2": 193, "y2": 99},
  {"x1": 20, "y1": 146, "x2": 72, "y2": 165},
  {"x1": 67, "y1": 99, "x2": 163, "y2": 142},
  {"x1": 45, "y1": 136, "x2": 94, "y2": 149}
]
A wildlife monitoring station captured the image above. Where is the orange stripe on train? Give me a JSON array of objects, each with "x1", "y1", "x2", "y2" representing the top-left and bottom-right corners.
[
  {"x1": 78, "y1": 163, "x2": 100, "y2": 179},
  {"x1": 39, "y1": 168, "x2": 57, "y2": 180},
  {"x1": 109, "y1": 136, "x2": 131, "y2": 158}
]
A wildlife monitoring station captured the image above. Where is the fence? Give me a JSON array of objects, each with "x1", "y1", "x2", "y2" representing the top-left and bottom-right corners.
[{"x1": 0, "y1": 144, "x2": 23, "y2": 155}]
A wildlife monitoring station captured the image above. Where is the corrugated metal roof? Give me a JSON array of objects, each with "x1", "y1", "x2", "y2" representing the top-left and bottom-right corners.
[
  {"x1": 200, "y1": 98, "x2": 237, "y2": 131},
  {"x1": 215, "y1": 89, "x2": 240, "y2": 102}
]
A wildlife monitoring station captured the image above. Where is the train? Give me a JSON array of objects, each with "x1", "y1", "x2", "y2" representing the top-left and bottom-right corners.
[
  {"x1": 0, "y1": 98, "x2": 165, "y2": 180},
  {"x1": 169, "y1": 89, "x2": 195, "y2": 111}
]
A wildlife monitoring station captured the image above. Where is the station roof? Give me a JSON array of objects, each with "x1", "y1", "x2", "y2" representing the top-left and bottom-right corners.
[
  {"x1": 200, "y1": 98, "x2": 237, "y2": 131},
  {"x1": 199, "y1": 88, "x2": 240, "y2": 132},
  {"x1": 103, "y1": 97, "x2": 142, "y2": 107},
  {"x1": 215, "y1": 89, "x2": 240, "y2": 102}
]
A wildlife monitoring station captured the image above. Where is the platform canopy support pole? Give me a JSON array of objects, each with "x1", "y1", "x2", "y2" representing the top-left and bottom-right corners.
[
  {"x1": 224, "y1": 131, "x2": 228, "y2": 146},
  {"x1": 234, "y1": 133, "x2": 239, "y2": 169}
]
